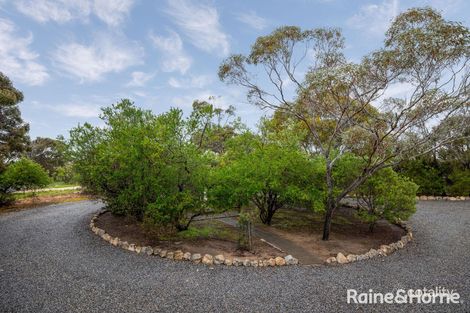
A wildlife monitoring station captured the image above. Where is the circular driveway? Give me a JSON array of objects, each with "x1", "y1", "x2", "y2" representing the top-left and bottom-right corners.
[{"x1": 0, "y1": 200, "x2": 469, "y2": 313}]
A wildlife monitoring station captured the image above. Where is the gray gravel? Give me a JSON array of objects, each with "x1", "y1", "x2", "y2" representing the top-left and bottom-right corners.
[{"x1": 0, "y1": 200, "x2": 469, "y2": 313}]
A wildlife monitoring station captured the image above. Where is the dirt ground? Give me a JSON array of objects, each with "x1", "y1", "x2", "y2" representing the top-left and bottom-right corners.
[
  {"x1": 95, "y1": 212, "x2": 284, "y2": 259},
  {"x1": 262, "y1": 207, "x2": 406, "y2": 261},
  {"x1": 96, "y1": 207, "x2": 405, "y2": 264},
  {"x1": 0, "y1": 193, "x2": 90, "y2": 214}
]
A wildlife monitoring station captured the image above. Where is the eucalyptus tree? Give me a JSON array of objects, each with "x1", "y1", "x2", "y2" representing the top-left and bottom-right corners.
[
  {"x1": 0, "y1": 72, "x2": 30, "y2": 172},
  {"x1": 219, "y1": 8, "x2": 469, "y2": 239}
]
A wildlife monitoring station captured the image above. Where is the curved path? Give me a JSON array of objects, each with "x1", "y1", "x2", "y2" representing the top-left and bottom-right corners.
[{"x1": 0, "y1": 200, "x2": 469, "y2": 313}]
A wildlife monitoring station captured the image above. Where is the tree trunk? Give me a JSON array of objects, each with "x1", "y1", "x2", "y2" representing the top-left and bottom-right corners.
[
  {"x1": 258, "y1": 191, "x2": 278, "y2": 225},
  {"x1": 322, "y1": 162, "x2": 335, "y2": 240}
]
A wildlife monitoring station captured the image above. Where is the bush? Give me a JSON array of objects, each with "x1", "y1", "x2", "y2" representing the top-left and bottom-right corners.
[
  {"x1": 355, "y1": 167, "x2": 418, "y2": 231},
  {"x1": 69, "y1": 100, "x2": 226, "y2": 230},
  {"x1": 446, "y1": 169, "x2": 470, "y2": 196},
  {"x1": 209, "y1": 131, "x2": 321, "y2": 225},
  {"x1": 2, "y1": 158, "x2": 50, "y2": 192}
]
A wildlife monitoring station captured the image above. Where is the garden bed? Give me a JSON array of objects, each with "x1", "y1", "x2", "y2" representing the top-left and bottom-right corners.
[
  {"x1": 260, "y1": 207, "x2": 407, "y2": 262},
  {"x1": 95, "y1": 211, "x2": 284, "y2": 260}
]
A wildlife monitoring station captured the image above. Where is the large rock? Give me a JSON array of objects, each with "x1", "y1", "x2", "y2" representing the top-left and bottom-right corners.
[
  {"x1": 128, "y1": 244, "x2": 136, "y2": 252},
  {"x1": 379, "y1": 245, "x2": 391, "y2": 255},
  {"x1": 242, "y1": 259, "x2": 251, "y2": 267},
  {"x1": 214, "y1": 254, "x2": 225, "y2": 265},
  {"x1": 142, "y1": 246, "x2": 153, "y2": 255},
  {"x1": 202, "y1": 254, "x2": 213, "y2": 265},
  {"x1": 166, "y1": 251, "x2": 174, "y2": 260},
  {"x1": 233, "y1": 258, "x2": 243, "y2": 266},
  {"x1": 224, "y1": 258, "x2": 233, "y2": 266},
  {"x1": 346, "y1": 254, "x2": 357, "y2": 262},
  {"x1": 97, "y1": 229, "x2": 105, "y2": 236},
  {"x1": 183, "y1": 252, "x2": 192, "y2": 260},
  {"x1": 250, "y1": 260, "x2": 259, "y2": 267},
  {"x1": 174, "y1": 250, "x2": 184, "y2": 260},
  {"x1": 191, "y1": 253, "x2": 202, "y2": 263},
  {"x1": 267, "y1": 258, "x2": 276, "y2": 267},
  {"x1": 284, "y1": 255, "x2": 298, "y2": 265},
  {"x1": 135, "y1": 246, "x2": 142, "y2": 254},
  {"x1": 159, "y1": 249, "x2": 167, "y2": 258},
  {"x1": 275, "y1": 256, "x2": 286, "y2": 266},
  {"x1": 336, "y1": 252, "x2": 348, "y2": 264}
]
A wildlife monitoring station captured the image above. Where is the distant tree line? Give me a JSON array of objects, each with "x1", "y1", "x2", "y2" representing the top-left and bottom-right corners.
[{"x1": 0, "y1": 73, "x2": 76, "y2": 205}]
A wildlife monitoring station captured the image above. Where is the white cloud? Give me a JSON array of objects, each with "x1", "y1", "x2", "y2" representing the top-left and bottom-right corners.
[
  {"x1": 53, "y1": 34, "x2": 143, "y2": 82},
  {"x1": 0, "y1": 18, "x2": 49, "y2": 85},
  {"x1": 166, "y1": 0, "x2": 230, "y2": 56},
  {"x1": 93, "y1": 0, "x2": 134, "y2": 26},
  {"x1": 236, "y1": 10, "x2": 268, "y2": 30},
  {"x1": 14, "y1": 0, "x2": 135, "y2": 26},
  {"x1": 347, "y1": 0, "x2": 399, "y2": 35},
  {"x1": 168, "y1": 74, "x2": 212, "y2": 89},
  {"x1": 126, "y1": 71, "x2": 154, "y2": 87},
  {"x1": 150, "y1": 30, "x2": 192, "y2": 74},
  {"x1": 53, "y1": 103, "x2": 101, "y2": 118}
]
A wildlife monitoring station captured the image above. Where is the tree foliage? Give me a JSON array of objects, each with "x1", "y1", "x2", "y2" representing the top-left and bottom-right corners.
[
  {"x1": 0, "y1": 72, "x2": 30, "y2": 172},
  {"x1": 210, "y1": 130, "x2": 321, "y2": 225},
  {"x1": 219, "y1": 7, "x2": 469, "y2": 239},
  {"x1": 355, "y1": 168, "x2": 418, "y2": 232},
  {"x1": 69, "y1": 100, "x2": 236, "y2": 230},
  {"x1": 28, "y1": 136, "x2": 67, "y2": 177},
  {"x1": 1, "y1": 158, "x2": 50, "y2": 192}
]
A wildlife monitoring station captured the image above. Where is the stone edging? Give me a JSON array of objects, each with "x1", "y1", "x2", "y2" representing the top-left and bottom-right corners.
[
  {"x1": 417, "y1": 196, "x2": 469, "y2": 201},
  {"x1": 325, "y1": 221, "x2": 413, "y2": 265},
  {"x1": 90, "y1": 210, "x2": 299, "y2": 267}
]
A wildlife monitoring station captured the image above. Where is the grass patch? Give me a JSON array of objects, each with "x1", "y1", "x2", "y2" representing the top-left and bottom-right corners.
[
  {"x1": 13, "y1": 189, "x2": 81, "y2": 200},
  {"x1": 47, "y1": 182, "x2": 79, "y2": 188}
]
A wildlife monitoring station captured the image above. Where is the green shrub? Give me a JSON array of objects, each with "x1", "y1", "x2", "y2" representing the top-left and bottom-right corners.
[
  {"x1": 68, "y1": 100, "x2": 227, "y2": 230},
  {"x1": 2, "y1": 158, "x2": 50, "y2": 192},
  {"x1": 355, "y1": 167, "x2": 418, "y2": 231},
  {"x1": 446, "y1": 169, "x2": 470, "y2": 196},
  {"x1": 209, "y1": 131, "x2": 321, "y2": 225}
]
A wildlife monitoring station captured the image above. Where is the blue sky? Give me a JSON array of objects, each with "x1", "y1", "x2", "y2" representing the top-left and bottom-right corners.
[{"x1": 0, "y1": 0, "x2": 469, "y2": 139}]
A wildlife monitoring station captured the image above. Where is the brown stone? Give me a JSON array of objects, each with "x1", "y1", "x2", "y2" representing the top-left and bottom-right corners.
[
  {"x1": 174, "y1": 250, "x2": 184, "y2": 260},
  {"x1": 214, "y1": 254, "x2": 225, "y2": 265},
  {"x1": 275, "y1": 257, "x2": 286, "y2": 266},
  {"x1": 336, "y1": 252, "x2": 348, "y2": 264},
  {"x1": 202, "y1": 254, "x2": 213, "y2": 265}
]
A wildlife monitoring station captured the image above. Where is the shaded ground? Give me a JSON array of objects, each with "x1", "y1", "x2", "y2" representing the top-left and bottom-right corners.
[
  {"x1": 262, "y1": 207, "x2": 405, "y2": 262},
  {"x1": 0, "y1": 200, "x2": 469, "y2": 312},
  {"x1": 220, "y1": 207, "x2": 404, "y2": 264},
  {"x1": 95, "y1": 211, "x2": 284, "y2": 259}
]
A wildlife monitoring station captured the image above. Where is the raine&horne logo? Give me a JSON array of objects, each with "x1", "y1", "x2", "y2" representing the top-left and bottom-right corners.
[{"x1": 347, "y1": 287, "x2": 462, "y2": 305}]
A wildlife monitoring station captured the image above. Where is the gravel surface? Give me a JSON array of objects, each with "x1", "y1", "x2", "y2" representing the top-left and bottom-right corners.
[{"x1": 0, "y1": 200, "x2": 469, "y2": 313}]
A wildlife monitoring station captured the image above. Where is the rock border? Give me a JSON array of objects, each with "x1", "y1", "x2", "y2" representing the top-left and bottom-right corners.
[
  {"x1": 325, "y1": 221, "x2": 413, "y2": 265},
  {"x1": 90, "y1": 210, "x2": 299, "y2": 267},
  {"x1": 417, "y1": 195, "x2": 469, "y2": 201}
]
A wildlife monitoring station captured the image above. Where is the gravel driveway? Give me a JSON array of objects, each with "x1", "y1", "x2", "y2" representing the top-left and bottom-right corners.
[{"x1": 0, "y1": 200, "x2": 469, "y2": 313}]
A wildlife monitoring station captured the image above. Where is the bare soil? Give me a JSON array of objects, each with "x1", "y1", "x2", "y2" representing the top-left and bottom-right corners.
[
  {"x1": 0, "y1": 193, "x2": 90, "y2": 214},
  {"x1": 95, "y1": 212, "x2": 284, "y2": 259},
  {"x1": 262, "y1": 206, "x2": 406, "y2": 262}
]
